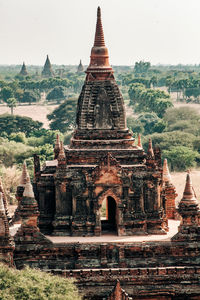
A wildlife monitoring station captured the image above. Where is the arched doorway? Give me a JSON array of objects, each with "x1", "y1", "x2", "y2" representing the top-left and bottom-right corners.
[{"x1": 100, "y1": 196, "x2": 117, "y2": 234}]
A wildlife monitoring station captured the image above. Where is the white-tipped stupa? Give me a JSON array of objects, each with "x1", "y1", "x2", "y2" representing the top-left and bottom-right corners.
[
  {"x1": 23, "y1": 172, "x2": 34, "y2": 198},
  {"x1": 0, "y1": 192, "x2": 5, "y2": 212},
  {"x1": 19, "y1": 161, "x2": 28, "y2": 187},
  {"x1": 163, "y1": 159, "x2": 171, "y2": 182}
]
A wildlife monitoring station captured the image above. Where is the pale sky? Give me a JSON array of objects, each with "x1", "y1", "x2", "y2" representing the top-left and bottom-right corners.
[{"x1": 0, "y1": 0, "x2": 200, "y2": 66}]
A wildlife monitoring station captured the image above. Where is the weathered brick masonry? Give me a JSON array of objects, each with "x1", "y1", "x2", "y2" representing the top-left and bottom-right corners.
[{"x1": 5, "y1": 6, "x2": 200, "y2": 299}]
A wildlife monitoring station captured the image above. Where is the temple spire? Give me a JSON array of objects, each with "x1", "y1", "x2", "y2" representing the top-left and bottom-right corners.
[
  {"x1": 163, "y1": 159, "x2": 171, "y2": 183},
  {"x1": 181, "y1": 172, "x2": 198, "y2": 205},
  {"x1": 77, "y1": 59, "x2": 84, "y2": 73},
  {"x1": 57, "y1": 141, "x2": 66, "y2": 166},
  {"x1": 0, "y1": 192, "x2": 4, "y2": 212},
  {"x1": 54, "y1": 134, "x2": 60, "y2": 159},
  {"x1": 172, "y1": 172, "x2": 200, "y2": 242},
  {"x1": 86, "y1": 7, "x2": 113, "y2": 80},
  {"x1": 94, "y1": 7, "x2": 105, "y2": 47},
  {"x1": 19, "y1": 62, "x2": 28, "y2": 76},
  {"x1": 42, "y1": 55, "x2": 54, "y2": 78},
  {"x1": 137, "y1": 134, "x2": 142, "y2": 148},
  {"x1": 23, "y1": 172, "x2": 34, "y2": 198},
  {"x1": 19, "y1": 161, "x2": 28, "y2": 187},
  {"x1": 147, "y1": 138, "x2": 154, "y2": 158}
]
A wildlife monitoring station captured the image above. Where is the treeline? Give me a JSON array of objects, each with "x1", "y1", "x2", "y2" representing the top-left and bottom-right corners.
[
  {"x1": 128, "y1": 83, "x2": 173, "y2": 117},
  {"x1": 0, "y1": 73, "x2": 84, "y2": 111},
  {"x1": 117, "y1": 60, "x2": 200, "y2": 103},
  {"x1": 127, "y1": 107, "x2": 200, "y2": 171}
]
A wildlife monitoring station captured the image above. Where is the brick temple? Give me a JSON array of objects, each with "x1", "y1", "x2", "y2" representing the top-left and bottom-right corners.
[
  {"x1": 0, "y1": 7, "x2": 199, "y2": 300},
  {"x1": 34, "y1": 7, "x2": 171, "y2": 237}
]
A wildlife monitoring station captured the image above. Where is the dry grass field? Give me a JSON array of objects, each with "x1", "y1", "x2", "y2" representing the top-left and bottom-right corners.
[{"x1": 0, "y1": 104, "x2": 58, "y2": 128}]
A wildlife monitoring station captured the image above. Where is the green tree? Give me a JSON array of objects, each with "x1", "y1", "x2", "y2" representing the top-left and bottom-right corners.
[
  {"x1": 134, "y1": 61, "x2": 151, "y2": 76},
  {"x1": 1, "y1": 86, "x2": 13, "y2": 102},
  {"x1": 163, "y1": 146, "x2": 199, "y2": 171},
  {"x1": 137, "y1": 112, "x2": 166, "y2": 135},
  {"x1": 6, "y1": 97, "x2": 17, "y2": 115},
  {"x1": 0, "y1": 114, "x2": 43, "y2": 136},
  {"x1": 163, "y1": 107, "x2": 200, "y2": 126},
  {"x1": 127, "y1": 117, "x2": 144, "y2": 136},
  {"x1": 46, "y1": 86, "x2": 65, "y2": 103},
  {"x1": 143, "y1": 131, "x2": 196, "y2": 152},
  {"x1": 20, "y1": 90, "x2": 39, "y2": 104},
  {"x1": 47, "y1": 98, "x2": 77, "y2": 133},
  {"x1": 128, "y1": 83, "x2": 173, "y2": 117}
]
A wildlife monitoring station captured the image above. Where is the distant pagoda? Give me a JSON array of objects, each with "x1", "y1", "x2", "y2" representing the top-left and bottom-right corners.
[
  {"x1": 77, "y1": 59, "x2": 84, "y2": 73},
  {"x1": 19, "y1": 62, "x2": 28, "y2": 76},
  {"x1": 41, "y1": 55, "x2": 54, "y2": 78}
]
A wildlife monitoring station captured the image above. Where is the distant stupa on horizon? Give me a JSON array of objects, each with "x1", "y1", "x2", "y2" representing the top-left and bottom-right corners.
[
  {"x1": 19, "y1": 62, "x2": 28, "y2": 76},
  {"x1": 77, "y1": 59, "x2": 84, "y2": 73},
  {"x1": 41, "y1": 55, "x2": 54, "y2": 78}
]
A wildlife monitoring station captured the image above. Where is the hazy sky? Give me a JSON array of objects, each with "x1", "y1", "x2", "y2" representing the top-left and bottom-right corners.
[{"x1": 1, "y1": 0, "x2": 200, "y2": 65}]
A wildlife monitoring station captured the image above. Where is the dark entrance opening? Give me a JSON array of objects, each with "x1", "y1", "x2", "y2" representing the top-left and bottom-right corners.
[{"x1": 101, "y1": 196, "x2": 117, "y2": 234}]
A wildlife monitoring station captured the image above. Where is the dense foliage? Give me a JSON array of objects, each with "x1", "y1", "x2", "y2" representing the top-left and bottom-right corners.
[
  {"x1": 128, "y1": 83, "x2": 173, "y2": 117},
  {"x1": 46, "y1": 86, "x2": 65, "y2": 103},
  {"x1": 1, "y1": 63, "x2": 200, "y2": 174},
  {"x1": 0, "y1": 263, "x2": 81, "y2": 300},
  {"x1": 0, "y1": 114, "x2": 42, "y2": 136},
  {"x1": 47, "y1": 98, "x2": 77, "y2": 133}
]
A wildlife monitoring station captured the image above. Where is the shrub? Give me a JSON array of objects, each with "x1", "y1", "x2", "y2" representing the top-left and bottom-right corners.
[
  {"x1": 162, "y1": 146, "x2": 199, "y2": 171},
  {"x1": 0, "y1": 263, "x2": 81, "y2": 300},
  {"x1": 0, "y1": 165, "x2": 21, "y2": 204},
  {"x1": 143, "y1": 131, "x2": 196, "y2": 152},
  {"x1": 0, "y1": 114, "x2": 43, "y2": 137}
]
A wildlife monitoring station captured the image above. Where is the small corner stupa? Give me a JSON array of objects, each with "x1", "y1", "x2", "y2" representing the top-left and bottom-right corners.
[
  {"x1": 162, "y1": 159, "x2": 177, "y2": 219},
  {"x1": 14, "y1": 168, "x2": 52, "y2": 250},
  {"x1": 19, "y1": 62, "x2": 28, "y2": 76},
  {"x1": 41, "y1": 55, "x2": 54, "y2": 78},
  {"x1": 171, "y1": 172, "x2": 200, "y2": 242}
]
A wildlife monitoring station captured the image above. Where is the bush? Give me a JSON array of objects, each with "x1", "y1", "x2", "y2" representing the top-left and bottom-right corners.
[
  {"x1": 0, "y1": 166, "x2": 21, "y2": 204},
  {"x1": 0, "y1": 114, "x2": 43, "y2": 137},
  {"x1": 47, "y1": 98, "x2": 77, "y2": 133},
  {"x1": 163, "y1": 146, "x2": 199, "y2": 171},
  {"x1": 0, "y1": 263, "x2": 81, "y2": 300},
  {"x1": 0, "y1": 140, "x2": 34, "y2": 167},
  {"x1": 164, "y1": 107, "x2": 200, "y2": 126},
  {"x1": 143, "y1": 131, "x2": 196, "y2": 152},
  {"x1": 9, "y1": 132, "x2": 26, "y2": 144}
]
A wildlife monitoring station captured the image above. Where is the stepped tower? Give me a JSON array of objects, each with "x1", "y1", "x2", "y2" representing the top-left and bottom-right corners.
[
  {"x1": 34, "y1": 7, "x2": 168, "y2": 236},
  {"x1": 41, "y1": 55, "x2": 54, "y2": 77},
  {"x1": 19, "y1": 62, "x2": 28, "y2": 76}
]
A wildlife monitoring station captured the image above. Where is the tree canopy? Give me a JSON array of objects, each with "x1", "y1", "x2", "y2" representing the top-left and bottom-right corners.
[
  {"x1": 47, "y1": 98, "x2": 77, "y2": 133},
  {"x1": 128, "y1": 83, "x2": 173, "y2": 117},
  {"x1": 46, "y1": 86, "x2": 65, "y2": 102},
  {"x1": 0, "y1": 114, "x2": 43, "y2": 136}
]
